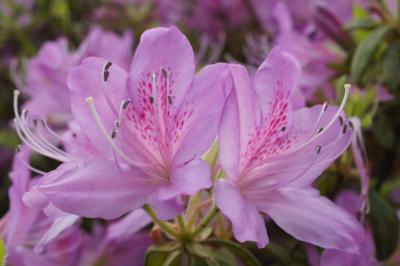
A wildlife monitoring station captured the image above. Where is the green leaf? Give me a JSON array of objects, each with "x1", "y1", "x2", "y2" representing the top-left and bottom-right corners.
[
  {"x1": 369, "y1": 189, "x2": 399, "y2": 260},
  {"x1": 203, "y1": 239, "x2": 261, "y2": 266},
  {"x1": 0, "y1": 239, "x2": 6, "y2": 266},
  {"x1": 350, "y1": 26, "x2": 391, "y2": 85},
  {"x1": 162, "y1": 251, "x2": 181, "y2": 266},
  {"x1": 372, "y1": 113, "x2": 395, "y2": 150},
  {"x1": 188, "y1": 244, "x2": 219, "y2": 266},
  {"x1": 145, "y1": 242, "x2": 180, "y2": 266},
  {"x1": 382, "y1": 41, "x2": 400, "y2": 91}
]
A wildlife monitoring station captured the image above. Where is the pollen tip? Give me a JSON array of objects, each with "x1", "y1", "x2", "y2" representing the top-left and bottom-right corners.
[
  {"x1": 15, "y1": 144, "x2": 21, "y2": 152},
  {"x1": 13, "y1": 90, "x2": 20, "y2": 96},
  {"x1": 344, "y1": 83, "x2": 351, "y2": 90},
  {"x1": 86, "y1": 97, "x2": 94, "y2": 104}
]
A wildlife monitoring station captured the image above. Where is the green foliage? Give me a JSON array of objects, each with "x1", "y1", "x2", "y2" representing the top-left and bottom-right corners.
[
  {"x1": 350, "y1": 25, "x2": 391, "y2": 85},
  {"x1": 368, "y1": 189, "x2": 399, "y2": 260},
  {"x1": 0, "y1": 239, "x2": 6, "y2": 266}
]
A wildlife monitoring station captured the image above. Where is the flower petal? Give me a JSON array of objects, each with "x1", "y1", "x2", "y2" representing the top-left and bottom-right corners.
[
  {"x1": 173, "y1": 63, "x2": 231, "y2": 165},
  {"x1": 254, "y1": 46, "x2": 300, "y2": 119},
  {"x1": 159, "y1": 159, "x2": 211, "y2": 200},
  {"x1": 128, "y1": 26, "x2": 195, "y2": 110},
  {"x1": 38, "y1": 158, "x2": 157, "y2": 219},
  {"x1": 215, "y1": 179, "x2": 268, "y2": 248},
  {"x1": 68, "y1": 56, "x2": 129, "y2": 154},
  {"x1": 256, "y1": 187, "x2": 363, "y2": 253},
  {"x1": 219, "y1": 64, "x2": 258, "y2": 181}
]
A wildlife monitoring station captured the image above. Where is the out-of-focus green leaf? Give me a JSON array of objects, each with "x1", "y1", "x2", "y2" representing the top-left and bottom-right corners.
[
  {"x1": 369, "y1": 189, "x2": 399, "y2": 260},
  {"x1": 0, "y1": 129, "x2": 19, "y2": 149},
  {"x1": 0, "y1": 239, "x2": 6, "y2": 266},
  {"x1": 188, "y1": 244, "x2": 234, "y2": 266},
  {"x1": 145, "y1": 242, "x2": 180, "y2": 266},
  {"x1": 351, "y1": 26, "x2": 390, "y2": 84},
  {"x1": 162, "y1": 251, "x2": 181, "y2": 266},
  {"x1": 382, "y1": 41, "x2": 400, "y2": 91},
  {"x1": 372, "y1": 113, "x2": 395, "y2": 150},
  {"x1": 203, "y1": 239, "x2": 261, "y2": 266}
]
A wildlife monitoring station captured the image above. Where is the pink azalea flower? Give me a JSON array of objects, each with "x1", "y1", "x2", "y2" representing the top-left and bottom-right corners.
[
  {"x1": 272, "y1": 2, "x2": 338, "y2": 99},
  {"x1": 80, "y1": 209, "x2": 152, "y2": 266},
  {"x1": 0, "y1": 147, "x2": 82, "y2": 266},
  {"x1": 215, "y1": 47, "x2": 363, "y2": 251},
  {"x1": 320, "y1": 191, "x2": 377, "y2": 266},
  {"x1": 19, "y1": 27, "x2": 133, "y2": 126},
  {"x1": 16, "y1": 26, "x2": 231, "y2": 220}
]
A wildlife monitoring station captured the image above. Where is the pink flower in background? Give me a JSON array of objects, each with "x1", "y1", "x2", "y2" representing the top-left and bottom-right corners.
[
  {"x1": 0, "y1": 147, "x2": 83, "y2": 266},
  {"x1": 272, "y1": 2, "x2": 339, "y2": 99},
  {"x1": 185, "y1": 0, "x2": 250, "y2": 39},
  {"x1": 19, "y1": 27, "x2": 133, "y2": 127},
  {"x1": 320, "y1": 191, "x2": 377, "y2": 266},
  {"x1": 18, "y1": 26, "x2": 231, "y2": 220},
  {"x1": 215, "y1": 47, "x2": 363, "y2": 251},
  {"x1": 80, "y1": 209, "x2": 152, "y2": 266}
]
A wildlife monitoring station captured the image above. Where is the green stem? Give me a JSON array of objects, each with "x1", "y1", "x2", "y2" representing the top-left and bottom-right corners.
[
  {"x1": 176, "y1": 215, "x2": 186, "y2": 235},
  {"x1": 190, "y1": 203, "x2": 218, "y2": 239},
  {"x1": 143, "y1": 204, "x2": 178, "y2": 238},
  {"x1": 186, "y1": 198, "x2": 212, "y2": 232}
]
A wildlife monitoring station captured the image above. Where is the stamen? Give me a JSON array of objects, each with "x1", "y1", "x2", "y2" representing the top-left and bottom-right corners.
[
  {"x1": 311, "y1": 101, "x2": 328, "y2": 134},
  {"x1": 15, "y1": 145, "x2": 47, "y2": 175},
  {"x1": 342, "y1": 124, "x2": 348, "y2": 134},
  {"x1": 99, "y1": 62, "x2": 118, "y2": 116},
  {"x1": 13, "y1": 91, "x2": 71, "y2": 162},
  {"x1": 86, "y1": 97, "x2": 153, "y2": 168},
  {"x1": 291, "y1": 84, "x2": 351, "y2": 154},
  {"x1": 339, "y1": 116, "x2": 344, "y2": 126}
]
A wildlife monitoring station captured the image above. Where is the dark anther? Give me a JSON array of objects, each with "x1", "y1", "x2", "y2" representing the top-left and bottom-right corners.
[
  {"x1": 338, "y1": 116, "x2": 344, "y2": 126},
  {"x1": 149, "y1": 96, "x2": 154, "y2": 104},
  {"x1": 122, "y1": 99, "x2": 131, "y2": 109},
  {"x1": 308, "y1": 30, "x2": 318, "y2": 41},
  {"x1": 349, "y1": 121, "x2": 354, "y2": 130},
  {"x1": 323, "y1": 103, "x2": 328, "y2": 111},
  {"x1": 168, "y1": 96, "x2": 173, "y2": 105},
  {"x1": 15, "y1": 144, "x2": 21, "y2": 152},
  {"x1": 103, "y1": 70, "x2": 110, "y2": 82},
  {"x1": 72, "y1": 133, "x2": 77, "y2": 138},
  {"x1": 342, "y1": 124, "x2": 348, "y2": 134},
  {"x1": 161, "y1": 68, "x2": 168, "y2": 79},
  {"x1": 105, "y1": 61, "x2": 112, "y2": 71},
  {"x1": 318, "y1": 127, "x2": 324, "y2": 133},
  {"x1": 111, "y1": 129, "x2": 118, "y2": 139},
  {"x1": 281, "y1": 126, "x2": 286, "y2": 132},
  {"x1": 315, "y1": 145, "x2": 322, "y2": 154}
]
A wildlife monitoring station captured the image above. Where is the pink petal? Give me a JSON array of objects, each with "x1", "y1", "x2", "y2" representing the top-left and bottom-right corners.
[
  {"x1": 68, "y1": 57, "x2": 129, "y2": 154},
  {"x1": 219, "y1": 64, "x2": 258, "y2": 181},
  {"x1": 173, "y1": 63, "x2": 231, "y2": 165},
  {"x1": 254, "y1": 46, "x2": 300, "y2": 118},
  {"x1": 38, "y1": 158, "x2": 157, "y2": 219},
  {"x1": 256, "y1": 187, "x2": 363, "y2": 253},
  {"x1": 215, "y1": 179, "x2": 268, "y2": 248},
  {"x1": 160, "y1": 159, "x2": 212, "y2": 200},
  {"x1": 128, "y1": 26, "x2": 195, "y2": 110}
]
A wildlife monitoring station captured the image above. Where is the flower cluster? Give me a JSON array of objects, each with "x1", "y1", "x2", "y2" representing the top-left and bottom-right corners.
[{"x1": 1, "y1": 0, "x2": 400, "y2": 265}]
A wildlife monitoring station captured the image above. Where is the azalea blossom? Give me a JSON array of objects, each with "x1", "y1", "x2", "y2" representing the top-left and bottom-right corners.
[
  {"x1": 0, "y1": 147, "x2": 83, "y2": 266},
  {"x1": 215, "y1": 47, "x2": 363, "y2": 251},
  {"x1": 320, "y1": 191, "x2": 377, "y2": 266},
  {"x1": 15, "y1": 26, "x2": 231, "y2": 220},
  {"x1": 16, "y1": 27, "x2": 133, "y2": 127}
]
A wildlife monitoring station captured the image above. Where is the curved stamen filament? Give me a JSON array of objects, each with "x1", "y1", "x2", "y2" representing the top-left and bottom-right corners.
[
  {"x1": 13, "y1": 91, "x2": 70, "y2": 162},
  {"x1": 15, "y1": 145, "x2": 47, "y2": 176},
  {"x1": 86, "y1": 96, "x2": 153, "y2": 168}
]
